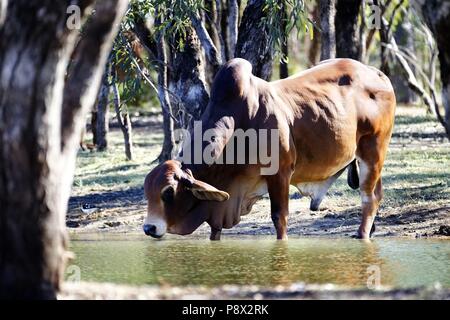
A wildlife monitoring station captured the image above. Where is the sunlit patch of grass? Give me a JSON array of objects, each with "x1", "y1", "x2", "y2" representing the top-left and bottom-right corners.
[{"x1": 72, "y1": 125, "x2": 163, "y2": 195}]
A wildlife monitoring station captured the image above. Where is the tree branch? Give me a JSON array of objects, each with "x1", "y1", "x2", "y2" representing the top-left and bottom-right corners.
[
  {"x1": 227, "y1": 0, "x2": 239, "y2": 59},
  {"x1": 190, "y1": 12, "x2": 222, "y2": 71},
  {"x1": 386, "y1": 0, "x2": 406, "y2": 39}
]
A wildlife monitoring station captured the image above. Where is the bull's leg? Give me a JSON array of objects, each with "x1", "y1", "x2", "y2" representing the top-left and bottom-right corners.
[
  {"x1": 370, "y1": 178, "x2": 383, "y2": 237},
  {"x1": 210, "y1": 227, "x2": 222, "y2": 241},
  {"x1": 356, "y1": 135, "x2": 388, "y2": 239},
  {"x1": 267, "y1": 172, "x2": 291, "y2": 240},
  {"x1": 357, "y1": 175, "x2": 382, "y2": 239}
]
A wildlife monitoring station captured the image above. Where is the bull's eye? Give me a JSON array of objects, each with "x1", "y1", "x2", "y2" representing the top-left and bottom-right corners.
[{"x1": 161, "y1": 185, "x2": 175, "y2": 203}]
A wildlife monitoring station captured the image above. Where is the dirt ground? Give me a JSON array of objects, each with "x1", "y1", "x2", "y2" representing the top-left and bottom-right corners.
[{"x1": 68, "y1": 106, "x2": 450, "y2": 239}]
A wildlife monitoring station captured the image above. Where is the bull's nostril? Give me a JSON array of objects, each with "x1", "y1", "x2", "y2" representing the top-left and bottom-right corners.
[{"x1": 143, "y1": 224, "x2": 156, "y2": 236}]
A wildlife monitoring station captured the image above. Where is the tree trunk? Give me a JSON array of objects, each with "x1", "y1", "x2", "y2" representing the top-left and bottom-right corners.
[
  {"x1": 279, "y1": 2, "x2": 289, "y2": 79},
  {"x1": 358, "y1": 0, "x2": 367, "y2": 62},
  {"x1": 392, "y1": 16, "x2": 417, "y2": 104},
  {"x1": 319, "y1": 0, "x2": 336, "y2": 60},
  {"x1": 280, "y1": 40, "x2": 289, "y2": 79},
  {"x1": 95, "y1": 63, "x2": 111, "y2": 151},
  {"x1": 169, "y1": 28, "x2": 210, "y2": 128},
  {"x1": 416, "y1": 0, "x2": 450, "y2": 138},
  {"x1": 216, "y1": 0, "x2": 228, "y2": 63},
  {"x1": 308, "y1": 33, "x2": 321, "y2": 67},
  {"x1": 155, "y1": 13, "x2": 175, "y2": 162},
  {"x1": 235, "y1": 0, "x2": 275, "y2": 80},
  {"x1": 335, "y1": 0, "x2": 362, "y2": 60},
  {"x1": 227, "y1": 0, "x2": 239, "y2": 60},
  {"x1": 91, "y1": 109, "x2": 98, "y2": 147},
  {"x1": 307, "y1": 3, "x2": 321, "y2": 66},
  {"x1": 111, "y1": 65, "x2": 133, "y2": 161},
  {"x1": 206, "y1": 0, "x2": 219, "y2": 50},
  {"x1": 0, "y1": 0, "x2": 127, "y2": 299},
  {"x1": 378, "y1": 10, "x2": 391, "y2": 76},
  {"x1": 206, "y1": 0, "x2": 227, "y2": 63},
  {"x1": 190, "y1": 12, "x2": 222, "y2": 74}
]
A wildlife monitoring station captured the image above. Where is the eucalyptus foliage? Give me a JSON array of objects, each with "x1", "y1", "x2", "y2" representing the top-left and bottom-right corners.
[
  {"x1": 109, "y1": 0, "x2": 311, "y2": 107},
  {"x1": 261, "y1": 0, "x2": 312, "y2": 61}
]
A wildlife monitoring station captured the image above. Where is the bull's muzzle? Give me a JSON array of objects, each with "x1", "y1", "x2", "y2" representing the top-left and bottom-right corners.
[{"x1": 143, "y1": 224, "x2": 163, "y2": 238}]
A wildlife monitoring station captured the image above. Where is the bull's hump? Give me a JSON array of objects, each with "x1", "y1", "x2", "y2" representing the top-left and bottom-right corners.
[
  {"x1": 210, "y1": 58, "x2": 253, "y2": 102},
  {"x1": 226, "y1": 58, "x2": 253, "y2": 73}
]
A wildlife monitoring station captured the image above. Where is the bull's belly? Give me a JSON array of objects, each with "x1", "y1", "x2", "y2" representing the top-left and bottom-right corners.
[
  {"x1": 290, "y1": 149, "x2": 355, "y2": 200},
  {"x1": 291, "y1": 156, "x2": 352, "y2": 209},
  {"x1": 292, "y1": 155, "x2": 354, "y2": 183},
  {"x1": 237, "y1": 143, "x2": 355, "y2": 216},
  {"x1": 291, "y1": 128, "x2": 357, "y2": 183}
]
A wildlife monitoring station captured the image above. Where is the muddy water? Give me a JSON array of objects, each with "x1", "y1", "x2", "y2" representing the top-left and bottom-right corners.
[{"x1": 68, "y1": 235, "x2": 450, "y2": 288}]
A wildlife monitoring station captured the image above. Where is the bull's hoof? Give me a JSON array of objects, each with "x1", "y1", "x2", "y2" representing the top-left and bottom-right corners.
[
  {"x1": 370, "y1": 222, "x2": 376, "y2": 237},
  {"x1": 352, "y1": 223, "x2": 376, "y2": 239},
  {"x1": 309, "y1": 199, "x2": 321, "y2": 211},
  {"x1": 209, "y1": 228, "x2": 222, "y2": 240}
]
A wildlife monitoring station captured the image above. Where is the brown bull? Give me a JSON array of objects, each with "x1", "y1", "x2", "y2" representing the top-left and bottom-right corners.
[{"x1": 143, "y1": 58, "x2": 396, "y2": 240}]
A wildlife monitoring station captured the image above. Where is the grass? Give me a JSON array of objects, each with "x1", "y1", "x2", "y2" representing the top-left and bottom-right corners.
[
  {"x1": 73, "y1": 126, "x2": 163, "y2": 195},
  {"x1": 71, "y1": 105, "x2": 450, "y2": 219}
]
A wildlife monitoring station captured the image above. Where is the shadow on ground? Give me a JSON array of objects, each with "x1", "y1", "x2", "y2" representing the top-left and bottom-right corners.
[{"x1": 69, "y1": 187, "x2": 144, "y2": 211}]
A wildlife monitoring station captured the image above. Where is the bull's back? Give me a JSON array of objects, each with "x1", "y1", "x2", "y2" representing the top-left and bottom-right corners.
[{"x1": 276, "y1": 59, "x2": 395, "y2": 183}]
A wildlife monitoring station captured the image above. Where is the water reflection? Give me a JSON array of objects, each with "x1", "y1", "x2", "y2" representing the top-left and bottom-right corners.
[
  {"x1": 269, "y1": 242, "x2": 291, "y2": 284},
  {"x1": 69, "y1": 237, "x2": 450, "y2": 288}
]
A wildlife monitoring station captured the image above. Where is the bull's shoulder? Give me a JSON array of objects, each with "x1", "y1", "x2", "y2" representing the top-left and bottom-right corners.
[{"x1": 210, "y1": 58, "x2": 254, "y2": 102}]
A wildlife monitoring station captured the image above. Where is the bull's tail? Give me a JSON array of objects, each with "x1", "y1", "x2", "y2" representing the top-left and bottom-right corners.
[{"x1": 347, "y1": 159, "x2": 359, "y2": 190}]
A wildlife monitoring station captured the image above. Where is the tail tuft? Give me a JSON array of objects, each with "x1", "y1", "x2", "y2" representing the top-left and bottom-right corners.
[{"x1": 347, "y1": 159, "x2": 359, "y2": 190}]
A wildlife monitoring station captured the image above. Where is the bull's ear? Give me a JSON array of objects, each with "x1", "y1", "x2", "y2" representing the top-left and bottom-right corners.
[
  {"x1": 161, "y1": 185, "x2": 175, "y2": 203},
  {"x1": 175, "y1": 170, "x2": 194, "y2": 189},
  {"x1": 190, "y1": 180, "x2": 230, "y2": 202}
]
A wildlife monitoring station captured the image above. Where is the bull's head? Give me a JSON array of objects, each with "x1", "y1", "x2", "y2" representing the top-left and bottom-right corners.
[
  {"x1": 143, "y1": 59, "x2": 258, "y2": 238},
  {"x1": 143, "y1": 160, "x2": 229, "y2": 238}
]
